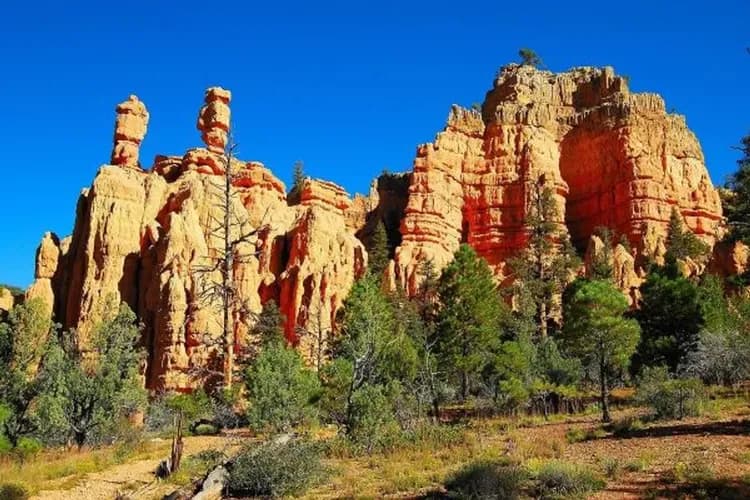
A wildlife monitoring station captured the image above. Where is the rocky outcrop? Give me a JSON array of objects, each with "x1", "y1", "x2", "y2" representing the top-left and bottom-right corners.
[
  {"x1": 584, "y1": 234, "x2": 642, "y2": 303},
  {"x1": 28, "y1": 64, "x2": 725, "y2": 390},
  {"x1": 30, "y1": 89, "x2": 365, "y2": 391},
  {"x1": 0, "y1": 288, "x2": 13, "y2": 313},
  {"x1": 709, "y1": 240, "x2": 749, "y2": 277},
  {"x1": 394, "y1": 64, "x2": 723, "y2": 295}
]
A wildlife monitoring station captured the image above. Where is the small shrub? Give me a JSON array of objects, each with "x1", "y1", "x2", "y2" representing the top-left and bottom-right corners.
[
  {"x1": 670, "y1": 458, "x2": 715, "y2": 484},
  {"x1": 565, "y1": 428, "x2": 587, "y2": 444},
  {"x1": 445, "y1": 460, "x2": 529, "y2": 499},
  {"x1": 636, "y1": 366, "x2": 706, "y2": 420},
  {"x1": 534, "y1": 460, "x2": 605, "y2": 499},
  {"x1": 347, "y1": 384, "x2": 399, "y2": 454},
  {"x1": 228, "y1": 438, "x2": 325, "y2": 497},
  {"x1": 0, "y1": 435, "x2": 12, "y2": 455},
  {"x1": 611, "y1": 416, "x2": 646, "y2": 436},
  {"x1": 736, "y1": 451, "x2": 750, "y2": 464},
  {"x1": 601, "y1": 457, "x2": 621, "y2": 479},
  {"x1": 12, "y1": 438, "x2": 42, "y2": 463},
  {"x1": 193, "y1": 423, "x2": 219, "y2": 436},
  {"x1": 565, "y1": 427, "x2": 606, "y2": 444},
  {"x1": 0, "y1": 483, "x2": 29, "y2": 500},
  {"x1": 624, "y1": 459, "x2": 646, "y2": 472}
]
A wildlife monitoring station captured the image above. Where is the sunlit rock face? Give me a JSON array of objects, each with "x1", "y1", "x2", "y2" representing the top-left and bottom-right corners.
[
  {"x1": 394, "y1": 64, "x2": 722, "y2": 291},
  {"x1": 28, "y1": 64, "x2": 725, "y2": 390},
  {"x1": 29, "y1": 89, "x2": 365, "y2": 391}
]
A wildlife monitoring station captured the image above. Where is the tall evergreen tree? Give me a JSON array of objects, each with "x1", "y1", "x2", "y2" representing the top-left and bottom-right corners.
[
  {"x1": 562, "y1": 279, "x2": 640, "y2": 422},
  {"x1": 632, "y1": 268, "x2": 704, "y2": 375},
  {"x1": 724, "y1": 134, "x2": 750, "y2": 244},
  {"x1": 367, "y1": 219, "x2": 390, "y2": 279},
  {"x1": 436, "y1": 244, "x2": 503, "y2": 402},
  {"x1": 288, "y1": 160, "x2": 306, "y2": 204},
  {"x1": 664, "y1": 208, "x2": 709, "y2": 266},
  {"x1": 509, "y1": 180, "x2": 579, "y2": 339}
]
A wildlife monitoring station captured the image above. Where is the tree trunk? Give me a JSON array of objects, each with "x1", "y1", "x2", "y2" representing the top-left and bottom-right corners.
[
  {"x1": 223, "y1": 153, "x2": 234, "y2": 388},
  {"x1": 600, "y1": 360, "x2": 611, "y2": 423}
]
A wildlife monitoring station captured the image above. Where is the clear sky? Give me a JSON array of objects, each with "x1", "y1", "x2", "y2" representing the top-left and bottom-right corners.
[{"x1": 0, "y1": 0, "x2": 748, "y2": 288}]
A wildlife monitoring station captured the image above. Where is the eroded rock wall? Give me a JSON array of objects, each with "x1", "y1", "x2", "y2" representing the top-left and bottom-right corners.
[{"x1": 27, "y1": 64, "x2": 726, "y2": 390}]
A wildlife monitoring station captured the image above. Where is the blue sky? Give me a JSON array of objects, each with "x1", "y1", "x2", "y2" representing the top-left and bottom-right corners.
[{"x1": 0, "y1": 0, "x2": 748, "y2": 287}]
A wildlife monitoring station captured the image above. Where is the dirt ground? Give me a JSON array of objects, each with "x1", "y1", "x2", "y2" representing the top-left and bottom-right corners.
[
  {"x1": 26, "y1": 401, "x2": 750, "y2": 499},
  {"x1": 31, "y1": 436, "x2": 230, "y2": 500}
]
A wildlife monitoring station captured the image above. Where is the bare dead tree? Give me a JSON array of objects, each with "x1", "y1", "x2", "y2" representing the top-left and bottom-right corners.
[
  {"x1": 192, "y1": 128, "x2": 269, "y2": 389},
  {"x1": 296, "y1": 294, "x2": 333, "y2": 370}
]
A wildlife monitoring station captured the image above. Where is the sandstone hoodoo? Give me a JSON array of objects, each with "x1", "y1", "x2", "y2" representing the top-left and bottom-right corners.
[
  {"x1": 28, "y1": 63, "x2": 725, "y2": 390},
  {"x1": 394, "y1": 64, "x2": 723, "y2": 292}
]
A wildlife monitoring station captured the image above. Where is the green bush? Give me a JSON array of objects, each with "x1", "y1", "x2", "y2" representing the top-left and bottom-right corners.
[
  {"x1": 534, "y1": 460, "x2": 605, "y2": 499},
  {"x1": 636, "y1": 366, "x2": 707, "y2": 420},
  {"x1": 245, "y1": 343, "x2": 320, "y2": 433},
  {"x1": 601, "y1": 457, "x2": 621, "y2": 479},
  {"x1": 610, "y1": 416, "x2": 646, "y2": 437},
  {"x1": 0, "y1": 483, "x2": 29, "y2": 500},
  {"x1": 0, "y1": 435, "x2": 12, "y2": 455},
  {"x1": 347, "y1": 384, "x2": 399, "y2": 454},
  {"x1": 12, "y1": 437, "x2": 42, "y2": 463},
  {"x1": 445, "y1": 459, "x2": 529, "y2": 499},
  {"x1": 193, "y1": 423, "x2": 219, "y2": 436},
  {"x1": 228, "y1": 439, "x2": 325, "y2": 497},
  {"x1": 565, "y1": 428, "x2": 587, "y2": 444}
]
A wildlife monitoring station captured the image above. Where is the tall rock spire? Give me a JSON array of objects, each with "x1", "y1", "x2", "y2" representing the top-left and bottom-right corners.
[
  {"x1": 111, "y1": 95, "x2": 149, "y2": 168},
  {"x1": 197, "y1": 87, "x2": 231, "y2": 153}
]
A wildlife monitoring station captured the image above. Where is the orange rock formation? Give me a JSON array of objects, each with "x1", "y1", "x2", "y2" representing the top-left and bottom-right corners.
[
  {"x1": 394, "y1": 64, "x2": 723, "y2": 292},
  {"x1": 111, "y1": 95, "x2": 149, "y2": 168},
  {"x1": 31, "y1": 89, "x2": 365, "y2": 390},
  {"x1": 28, "y1": 64, "x2": 727, "y2": 390}
]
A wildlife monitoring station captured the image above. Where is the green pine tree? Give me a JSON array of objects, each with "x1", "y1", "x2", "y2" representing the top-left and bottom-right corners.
[
  {"x1": 664, "y1": 208, "x2": 709, "y2": 267},
  {"x1": 509, "y1": 181, "x2": 580, "y2": 339},
  {"x1": 436, "y1": 244, "x2": 504, "y2": 402},
  {"x1": 0, "y1": 298, "x2": 52, "y2": 447},
  {"x1": 367, "y1": 219, "x2": 390, "y2": 279},
  {"x1": 42, "y1": 304, "x2": 146, "y2": 448},
  {"x1": 724, "y1": 134, "x2": 750, "y2": 244},
  {"x1": 562, "y1": 279, "x2": 640, "y2": 422},
  {"x1": 288, "y1": 160, "x2": 306, "y2": 204},
  {"x1": 632, "y1": 269, "x2": 704, "y2": 374},
  {"x1": 518, "y1": 48, "x2": 543, "y2": 68}
]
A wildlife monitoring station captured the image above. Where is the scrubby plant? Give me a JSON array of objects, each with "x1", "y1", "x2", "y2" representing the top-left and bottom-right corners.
[
  {"x1": 244, "y1": 339, "x2": 320, "y2": 433},
  {"x1": 227, "y1": 438, "x2": 325, "y2": 497},
  {"x1": 636, "y1": 366, "x2": 707, "y2": 420},
  {"x1": 347, "y1": 384, "x2": 399, "y2": 454},
  {"x1": 601, "y1": 457, "x2": 622, "y2": 479},
  {"x1": 0, "y1": 483, "x2": 28, "y2": 500},
  {"x1": 445, "y1": 459, "x2": 529, "y2": 500},
  {"x1": 565, "y1": 428, "x2": 587, "y2": 444},
  {"x1": 534, "y1": 460, "x2": 605, "y2": 499}
]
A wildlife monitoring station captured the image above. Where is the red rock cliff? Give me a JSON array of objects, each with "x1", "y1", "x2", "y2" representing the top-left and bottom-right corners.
[{"x1": 28, "y1": 65, "x2": 725, "y2": 390}]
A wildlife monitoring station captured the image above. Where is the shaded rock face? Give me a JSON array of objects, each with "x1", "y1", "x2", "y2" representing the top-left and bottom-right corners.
[
  {"x1": 394, "y1": 64, "x2": 722, "y2": 292},
  {"x1": 29, "y1": 64, "x2": 725, "y2": 390}
]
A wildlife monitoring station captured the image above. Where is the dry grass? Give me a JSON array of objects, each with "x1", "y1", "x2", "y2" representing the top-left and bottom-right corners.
[{"x1": 0, "y1": 440, "x2": 171, "y2": 495}]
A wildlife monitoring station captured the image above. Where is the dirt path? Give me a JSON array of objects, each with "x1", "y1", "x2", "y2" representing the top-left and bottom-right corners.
[{"x1": 33, "y1": 436, "x2": 230, "y2": 500}]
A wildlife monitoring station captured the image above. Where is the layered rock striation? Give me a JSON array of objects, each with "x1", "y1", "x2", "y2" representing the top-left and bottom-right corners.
[{"x1": 394, "y1": 64, "x2": 723, "y2": 290}]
